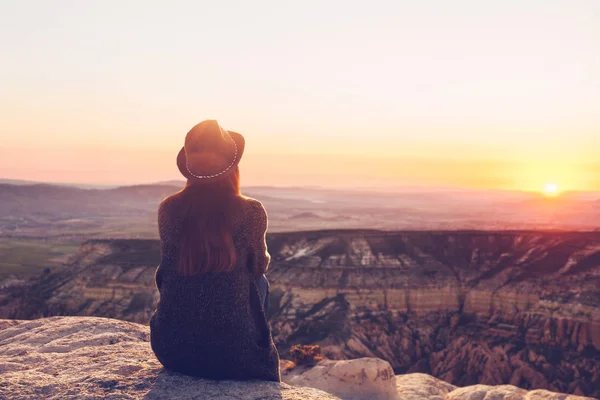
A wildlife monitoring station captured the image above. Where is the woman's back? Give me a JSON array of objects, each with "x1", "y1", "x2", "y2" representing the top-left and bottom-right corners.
[{"x1": 150, "y1": 191, "x2": 280, "y2": 381}]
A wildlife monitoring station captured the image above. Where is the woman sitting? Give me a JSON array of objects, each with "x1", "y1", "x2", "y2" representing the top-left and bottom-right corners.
[{"x1": 150, "y1": 120, "x2": 280, "y2": 381}]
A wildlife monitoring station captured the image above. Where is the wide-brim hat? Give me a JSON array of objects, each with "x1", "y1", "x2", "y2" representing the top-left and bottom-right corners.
[{"x1": 177, "y1": 120, "x2": 245, "y2": 182}]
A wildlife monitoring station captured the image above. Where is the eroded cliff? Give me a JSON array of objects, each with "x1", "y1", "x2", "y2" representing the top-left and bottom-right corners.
[
  {"x1": 266, "y1": 231, "x2": 600, "y2": 397},
  {"x1": 1, "y1": 231, "x2": 598, "y2": 397}
]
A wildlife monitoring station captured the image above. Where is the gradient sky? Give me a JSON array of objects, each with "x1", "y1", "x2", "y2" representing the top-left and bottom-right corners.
[{"x1": 1, "y1": 0, "x2": 599, "y2": 191}]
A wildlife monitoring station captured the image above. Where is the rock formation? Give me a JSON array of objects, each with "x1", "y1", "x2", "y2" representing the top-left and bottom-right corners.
[
  {"x1": 283, "y1": 357, "x2": 398, "y2": 400},
  {"x1": 0, "y1": 240, "x2": 159, "y2": 323},
  {"x1": 0, "y1": 317, "x2": 339, "y2": 400},
  {"x1": 1, "y1": 230, "x2": 599, "y2": 397},
  {"x1": 267, "y1": 231, "x2": 600, "y2": 398},
  {"x1": 0, "y1": 317, "x2": 593, "y2": 400}
]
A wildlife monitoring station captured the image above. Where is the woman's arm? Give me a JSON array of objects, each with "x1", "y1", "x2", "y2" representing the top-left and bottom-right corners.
[
  {"x1": 155, "y1": 264, "x2": 164, "y2": 291},
  {"x1": 155, "y1": 197, "x2": 175, "y2": 290},
  {"x1": 247, "y1": 200, "x2": 271, "y2": 278}
]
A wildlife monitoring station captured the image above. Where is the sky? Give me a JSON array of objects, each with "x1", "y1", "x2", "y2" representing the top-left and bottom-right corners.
[{"x1": 1, "y1": 0, "x2": 599, "y2": 192}]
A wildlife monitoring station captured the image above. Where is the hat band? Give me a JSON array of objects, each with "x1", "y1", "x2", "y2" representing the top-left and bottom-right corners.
[{"x1": 185, "y1": 139, "x2": 238, "y2": 179}]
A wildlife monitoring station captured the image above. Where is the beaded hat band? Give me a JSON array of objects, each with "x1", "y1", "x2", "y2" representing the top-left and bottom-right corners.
[
  {"x1": 176, "y1": 120, "x2": 245, "y2": 182},
  {"x1": 185, "y1": 138, "x2": 238, "y2": 179}
]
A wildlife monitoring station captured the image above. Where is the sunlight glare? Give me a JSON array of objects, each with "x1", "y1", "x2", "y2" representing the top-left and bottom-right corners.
[{"x1": 543, "y1": 183, "x2": 559, "y2": 197}]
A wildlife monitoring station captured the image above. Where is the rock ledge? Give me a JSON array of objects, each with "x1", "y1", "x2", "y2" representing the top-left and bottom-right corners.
[
  {"x1": 0, "y1": 317, "x2": 338, "y2": 399},
  {"x1": 0, "y1": 317, "x2": 594, "y2": 400}
]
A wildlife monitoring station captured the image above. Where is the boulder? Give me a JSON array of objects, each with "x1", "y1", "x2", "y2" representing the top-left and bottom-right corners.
[
  {"x1": 396, "y1": 373, "x2": 457, "y2": 399},
  {"x1": 283, "y1": 358, "x2": 398, "y2": 400},
  {"x1": 445, "y1": 384, "x2": 592, "y2": 400},
  {"x1": 284, "y1": 360, "x2": 595, "y2": 400}
]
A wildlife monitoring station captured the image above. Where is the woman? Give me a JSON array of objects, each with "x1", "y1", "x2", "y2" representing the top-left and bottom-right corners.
[{"x1": 150, "y1": 120, "x2": 280, "y2": 382}]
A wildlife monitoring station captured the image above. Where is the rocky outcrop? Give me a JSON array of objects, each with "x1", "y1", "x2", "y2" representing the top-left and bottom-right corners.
[
  {"x1": 0, "y1": 317, "x2": 339, "y2": 400},
  {"x1": 444, "y1": 385, "x2": 592, "y2": 400},
  {"x1": 281, "y1": 358, "x2": 594, "y2": 399},
  {"x1": 396, "y1": 374, "x2": 457, "y2": 399},
  {"x1": 0, "y1": 317, "x2": 593, "y2": 400},
  {"x1": 283, "y1": 358, "x2": 397, "y2": 400},
  {"x1": 1, "y1": 231, "x2": 599, "y2": 397}
]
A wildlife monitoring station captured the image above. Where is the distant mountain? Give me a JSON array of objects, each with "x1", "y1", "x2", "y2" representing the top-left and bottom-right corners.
[
  {"x1": 0, "y1": 183, "x2": 178, "y2": 217},
  {"x1": 0, "y1": 179, "x2": 37, "y2": 186},
  {"x1": 288, "y1": 212, "x2": 353, "y2": 222},
  {"x1": 0, "y1": 179, "x2": 116, "y2": 189},
  {"x1": 288, "y1": 212, "x2": 323, "y2": 220},
  {"x1": 152, "y1": 180, "x2": 186, "y2": 187},
  {"x1": 1, "y1": 182, "x2": 599, "y2": 239}
]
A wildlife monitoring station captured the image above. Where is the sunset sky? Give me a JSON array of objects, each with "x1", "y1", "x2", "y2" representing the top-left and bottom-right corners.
[{"x1": 1, "y1": 1, "x2": 599, "y2": 191}]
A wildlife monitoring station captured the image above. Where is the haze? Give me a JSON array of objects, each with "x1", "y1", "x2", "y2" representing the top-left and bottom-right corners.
[{"x1": 1, "y1": 0, "x2": 599, "y2": 191}]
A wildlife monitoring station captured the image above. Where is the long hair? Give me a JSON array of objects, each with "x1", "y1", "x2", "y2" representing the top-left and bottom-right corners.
[{"x1": 177, "y1": 166, "x2": 241, "y2": 276}]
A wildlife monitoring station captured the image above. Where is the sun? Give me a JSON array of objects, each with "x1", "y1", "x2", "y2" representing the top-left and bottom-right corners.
[{"x1": 543, "y1": 183, "x2": 559, "y2": 197}]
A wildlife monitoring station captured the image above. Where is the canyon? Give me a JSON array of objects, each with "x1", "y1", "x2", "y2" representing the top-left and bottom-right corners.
[{"x1": 0, "y1": 230, "x2": 599, "y2": 397}]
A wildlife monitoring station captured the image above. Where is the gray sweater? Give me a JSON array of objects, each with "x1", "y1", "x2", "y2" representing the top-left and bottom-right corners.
[{"x1": 150, "y1": 190, "x2": 280, "y2": 381}]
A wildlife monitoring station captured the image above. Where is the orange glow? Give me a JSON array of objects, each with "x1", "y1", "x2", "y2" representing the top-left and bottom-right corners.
[{"x1": 0, "y1": 3, "x2": 599, "y2": 191}]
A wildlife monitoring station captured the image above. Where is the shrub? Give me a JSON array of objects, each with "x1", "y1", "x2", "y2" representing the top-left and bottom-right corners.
[{"x1": 289, "y1": 344, "x2": 324, "y2": 366}]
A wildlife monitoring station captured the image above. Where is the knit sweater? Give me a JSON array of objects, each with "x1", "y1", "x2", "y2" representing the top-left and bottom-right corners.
[{"x1": 150, "y1": 189, "x2": 280, "y2": 381}]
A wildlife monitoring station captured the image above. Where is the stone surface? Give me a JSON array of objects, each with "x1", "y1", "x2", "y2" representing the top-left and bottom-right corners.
[
  {"x1": 445, "y1": 385, "x2": 592, "y2": 400},
  {"x1": 283, "y1": 358, "x2": 397, "y2": 400},
  {"x1": 1, "y1": 231, "x2": 599, "y2": 397},
  {"x1": 395, "y1": 373, "x2": 457, "y2": 400},
  {"x1": 0, "y1": 317, "x2": 340, "y2": 400}
]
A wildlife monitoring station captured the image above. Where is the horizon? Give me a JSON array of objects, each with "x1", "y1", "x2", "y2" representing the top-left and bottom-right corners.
[
  {"x1": 1, "y1": 1, "x2": 599, "y2": 192},
  {"x1": 3, "y1": 176, "x2": 600, "y2": 198}
]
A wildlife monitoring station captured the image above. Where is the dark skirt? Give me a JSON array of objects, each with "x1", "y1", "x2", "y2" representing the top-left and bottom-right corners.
[{"x1": 150, "y1": 268, "x2": 280, "y2": 381}]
